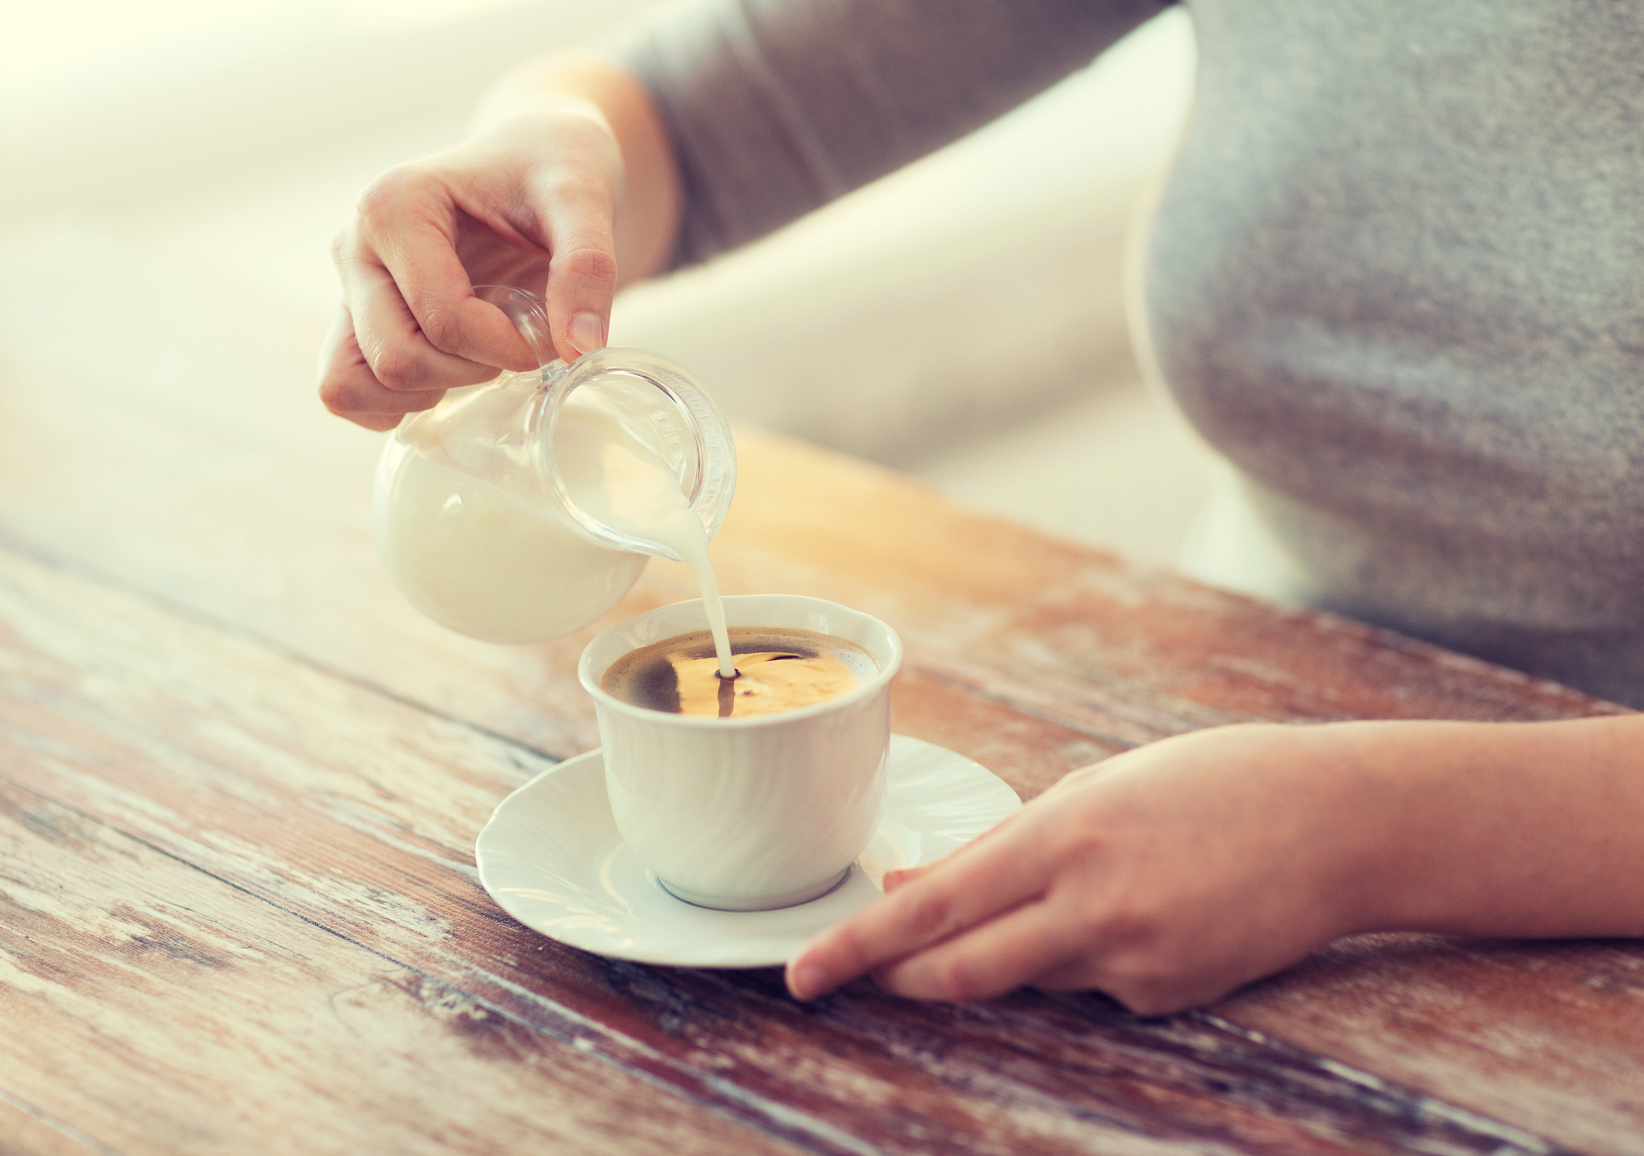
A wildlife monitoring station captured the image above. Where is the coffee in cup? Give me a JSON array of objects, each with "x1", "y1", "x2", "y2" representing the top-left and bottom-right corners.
[
  {"x1": 600, "y1": 626, "x2": 875, "y2": 719},
  {"x1": 578, "y1": 594, "x2": 901, "y2": 911}
]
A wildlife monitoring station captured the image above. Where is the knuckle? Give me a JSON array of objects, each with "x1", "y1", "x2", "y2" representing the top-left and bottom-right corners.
[
  {"x1": 416, "y1": 301, "x2": 462, "y2": 352},
  {"x1": 1110, "y1": 982, "x2": 1180, "y2": 1018},
  {"x1": 1040, "y1": 813, "x2": 1082, "y2": 856},
  {"x1": 1053, "y1": 763, "x2": 1107, "y2": 793},
  {"x1": 1043, "y1": 822, "x2": 1105, "y2": 880},
  {"x1": 822, "y1": 926, "x2": 870, "y2": 975},
  {"x1": 370, "y1": 346, "x2": 420, "y2": 392},
  {"x1": 355, "y1": 164, "x2": 418, "y2": 220},
  {"x1": 931, "y1": 955, "x2": 981, "y2": 1003},
  {"x1": 551, "y1": 244, "x2": 618, "y2": 286},
  {"x1": 1103, "y1": 956, "x2": 1173, "y2": 1015},
  {"x1": 1096, "y1": 893, "x2": 1165, "y2": 947},
  {"x1": 317, "y1": 375, "x2": 350, "y2": 416},
  {"x1": 1100, "y1": 940, "x2": 1200, "y2": 1017},
  {"x1": 898, "y1": 886, "x2": 954, "y2": 942}
]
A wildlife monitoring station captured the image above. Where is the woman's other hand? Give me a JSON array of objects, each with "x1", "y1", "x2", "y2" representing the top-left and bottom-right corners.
[
  {"x1": 788, "y1": 711, "x2": 1644, "y2": 1013},
  {"x1": 785, "y1": 723, "x2": 1373, "y2": 1015}
]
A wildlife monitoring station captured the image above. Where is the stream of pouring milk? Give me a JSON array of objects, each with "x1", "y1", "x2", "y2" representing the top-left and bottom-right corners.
[{"x1": 554, "y1": 401, "x2": 738, "y2": 679}]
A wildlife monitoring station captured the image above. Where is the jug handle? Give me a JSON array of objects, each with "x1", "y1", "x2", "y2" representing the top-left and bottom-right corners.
[{"x1": 473, "y1": 284, "x2": 567, "y2": 378}]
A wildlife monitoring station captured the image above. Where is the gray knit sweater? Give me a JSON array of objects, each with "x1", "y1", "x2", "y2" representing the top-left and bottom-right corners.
[{"x1": 624, "y1": 0, "x2": 1644, "y2": 707}]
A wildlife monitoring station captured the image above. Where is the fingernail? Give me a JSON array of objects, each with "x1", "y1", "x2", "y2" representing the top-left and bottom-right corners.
[
  {"x1": 787, "y1": 959, "x2": 830, "y2": 1000},
  {"x1": 568, "y1": 312, "x2": 605, "y2": 355}
]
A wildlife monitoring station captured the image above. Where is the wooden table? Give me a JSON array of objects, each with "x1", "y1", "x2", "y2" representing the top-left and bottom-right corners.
[{"x1": 2, "y1": 253, "x2": 1641, "y2": 1155}]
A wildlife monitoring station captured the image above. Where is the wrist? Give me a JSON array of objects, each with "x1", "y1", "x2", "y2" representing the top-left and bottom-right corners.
[
  {"x1": 1300, "y1": 715, "x2": 1644, "y2": 940},
  {"x1": 1293, "y1": 720, "x2": 1463, "y2": 938},
  {"x1": 476, "y1": 57, "x2": 680, "y2": 286},
  {"x1": 473, "y1": 53, "x2": 616, "y2": 132}
]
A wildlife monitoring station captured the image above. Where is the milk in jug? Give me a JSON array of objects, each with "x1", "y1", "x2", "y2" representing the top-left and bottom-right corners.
[{"x1": 372, "y1": 286, "x2": 736, "y2": 646}]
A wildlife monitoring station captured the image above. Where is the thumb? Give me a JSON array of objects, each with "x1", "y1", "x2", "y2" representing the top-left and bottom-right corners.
[{"x1": 540, "y1": 189, "x2": 619, "y2": 360}]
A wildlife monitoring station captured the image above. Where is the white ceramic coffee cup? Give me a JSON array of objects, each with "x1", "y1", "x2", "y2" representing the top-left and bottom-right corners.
[{"x1": 577, "y1": 594, "x2": 902, "y2": 911}]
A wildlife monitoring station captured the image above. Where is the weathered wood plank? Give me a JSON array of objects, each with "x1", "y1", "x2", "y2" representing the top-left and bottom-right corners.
[
  {"x1": 0, "y1": 780, "x2": 804, "y2": 1156},
  {"x1": 0, "y1": 1097, "x2": 105, "y2": 1156},
  {"x1": 0, "y1": 545, "x2": 1578, "y2": 1155},
  {"x1": 1215, "y1": 935, "x2": 1644, "y2": 1155}
]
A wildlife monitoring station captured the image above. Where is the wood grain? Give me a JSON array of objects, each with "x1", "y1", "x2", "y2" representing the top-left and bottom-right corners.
[
  {"x1": 0, "y1": 777, "x2": 803, "y2": 1156},
  {"x1": 0, "y1": 239, "x2": 1639, "y2": 1153},
  {"x1": 0, "y1": 1098, "x2": 102, "y2": 1156},
  {"x1": 0, "y1": 543, "x2": 1574, "y2": 1156}
]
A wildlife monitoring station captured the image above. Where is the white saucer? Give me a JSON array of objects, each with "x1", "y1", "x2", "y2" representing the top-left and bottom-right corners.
[{"x1": 475, "y1": 734, "x2": 1022, "y2": 968}]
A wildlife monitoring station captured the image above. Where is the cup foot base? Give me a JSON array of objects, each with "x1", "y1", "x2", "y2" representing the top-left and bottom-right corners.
[{"x1": 658, "y1": 865, "x2": 853, "y2": 912}]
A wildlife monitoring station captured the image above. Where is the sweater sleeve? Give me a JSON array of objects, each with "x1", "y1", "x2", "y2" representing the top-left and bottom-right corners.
[{"x1": 616, "y1": 0, "x2": 1170, "y2": 267}]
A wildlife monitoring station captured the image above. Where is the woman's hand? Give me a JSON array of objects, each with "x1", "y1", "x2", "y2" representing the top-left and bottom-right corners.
[
  {"x1": 318, "y1": 58, "x2": 681, "y2": 431},
  {"x1": 787, "y1": 712, "x2": 1644, "y2": 1012},
  {"x1": 319, "y1": 103, "x2": 623, "y2": 430},
  {"x1": 785, "y1": 723, "x2": 1377, "y2": 1015}
]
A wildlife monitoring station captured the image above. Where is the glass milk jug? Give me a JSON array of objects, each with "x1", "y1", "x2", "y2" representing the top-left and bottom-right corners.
[{"x1": 372, "y1": 286, "x2": 736, "y2": 644}]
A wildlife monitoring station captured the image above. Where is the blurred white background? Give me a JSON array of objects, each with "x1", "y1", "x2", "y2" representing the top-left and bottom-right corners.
[{"x1": 1, "y1": 0, "x2": 1216, "y2": 568}]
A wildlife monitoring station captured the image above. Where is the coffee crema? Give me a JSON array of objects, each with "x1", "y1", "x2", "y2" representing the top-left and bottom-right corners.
[{"x1": 601, "y1": 627, "x2": 875, "y2": 718}]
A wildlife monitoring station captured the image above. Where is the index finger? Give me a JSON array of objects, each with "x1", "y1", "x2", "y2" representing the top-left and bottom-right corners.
[
  {"x1": 370, "y1": 217, "x2": 539, "y2": 372},
  {"x1": 355, "y1": 169, "x2": 537, "y2": 371},
  {"x1": 785, "y1": 810, "x2": 1050, "y2": 1001}
]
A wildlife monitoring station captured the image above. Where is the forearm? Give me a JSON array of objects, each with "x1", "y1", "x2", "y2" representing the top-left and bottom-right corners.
[
  {"x1": 785, "y1": 712, "x2": 1644, "y2": 1011},
  {"x1": 475, "y1": 55, "x2": 682, "y2": 288},
  {"x1": 1329, "y1": 715, "x2": 1644, "y2": 939},
  {"x1": 619, "y1": 0, "x2": 1165, "y2": 266}
]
